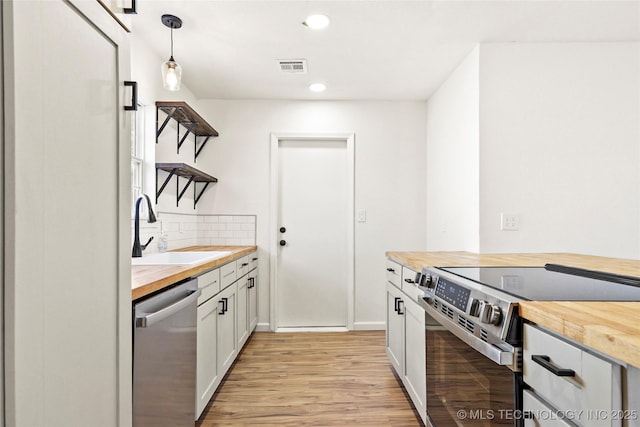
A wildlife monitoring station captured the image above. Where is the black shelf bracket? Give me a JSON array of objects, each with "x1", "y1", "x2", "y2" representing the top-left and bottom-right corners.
[
  {"x1": 155, "y1": 163, "x2": 218, "y2": 209},
  {"x1": 156, "y1": 107, "x2": 177, "y2": 141},
  {"x1": 195, "y1": 136, "x2": 211, "y2": 163}
]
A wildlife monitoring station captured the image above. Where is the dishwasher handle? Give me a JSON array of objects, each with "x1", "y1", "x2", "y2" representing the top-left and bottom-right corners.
[{"x1": 136, "y1": 289, "x2": 202, "y2": 328}]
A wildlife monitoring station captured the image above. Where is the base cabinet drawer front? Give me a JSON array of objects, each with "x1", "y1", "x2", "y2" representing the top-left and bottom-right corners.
[
  {"x1": 523, "y1": 390, "x2": 573, "y2": 427},
  {"x1": 248, "y1": 252, "x2": 258, "y2": 271},
  {"x1": 401, "y1": 266, "x2": 420, "y2": 291},
  {"x1": 198, "y1": 268, "x2": 220, "y2": 304},
  {"x1": 523, "y1": 324, "x2": 622, "y2": 427},
  {"x1": 386, "y1": 259, "x2": 402, "y2": 288},
  {"x1": 220, "y1": 261, "x2": 238, "y2": 289},
  {"x1": 196, "y1": 297, "x2": 220, "y2": 419},
  {"x1": 237, "y1": 255, "x2": 250, "y2": 278}
]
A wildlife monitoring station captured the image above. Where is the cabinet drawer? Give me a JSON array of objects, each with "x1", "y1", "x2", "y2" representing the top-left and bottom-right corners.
[
  {"x1": 402, "y1": 266, "x2": 420, "y2": 291},
  {"x1": 386, "y1": 259, "x2": 402, "y2": 288},
  {"x1": 197, "y1": 268, "x2": 220, "y2": 304},
  {"x1": 237, "y1": 256, "x2": 250, "y2": 278},
  {"x1": 220, "y1": 261, "x2": 237, "y2": 290},
  {"x1": 523, "y1": 324, "x2": 621, "y2": 426},
  {"x1": 523, "y1": 390, "x2": 573, "y2": 427},
  {"x1": 248, "y1": 252, "x2": 258, "y2": 271}
]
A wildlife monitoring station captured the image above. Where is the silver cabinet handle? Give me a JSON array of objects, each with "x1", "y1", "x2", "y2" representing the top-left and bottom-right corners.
[{"x1": 136, "y1": 289, "x2": 201, "y2": 328}]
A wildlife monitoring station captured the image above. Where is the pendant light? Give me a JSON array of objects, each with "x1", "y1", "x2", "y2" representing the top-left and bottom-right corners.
[{"x1": 161, "y1": 14, "x2": 183, "y2": 91}]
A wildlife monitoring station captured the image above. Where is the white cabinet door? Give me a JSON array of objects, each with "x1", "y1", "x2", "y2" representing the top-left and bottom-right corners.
[
  {"x1": 403, "y1": 296, "x2": 426, "y2": 424},
  {"x1": 3, "y1": 1, "x2": 131, "y2": 425},
  {"x1": 386, "y1": 282, "x2": 404, "y2": 375},
  {"x1": 196, "y1": 297, "x2": 220, "y2": 419},
  {"x1": 248, "y1": 268, "x2": 258, "y2": 332},
  {"x1": 217, "y1": 284, "x2": 237, "y2": 377},
  {"x1": 237, "y1": 276, "x2": 249, "y2": 348}
]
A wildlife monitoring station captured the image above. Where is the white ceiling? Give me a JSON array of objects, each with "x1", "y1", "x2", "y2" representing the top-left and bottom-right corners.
[{"x1": 134, "y1": 0, "x2": 640, "y2": 101}]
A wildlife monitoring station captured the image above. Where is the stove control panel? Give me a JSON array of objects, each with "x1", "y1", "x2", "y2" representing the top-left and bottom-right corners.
[{"x1": 479, "y1": 301, "x2": 503, "y2": 326}]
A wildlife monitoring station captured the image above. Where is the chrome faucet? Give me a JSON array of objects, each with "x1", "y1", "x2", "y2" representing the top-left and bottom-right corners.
[{"x1": 132, "y1": 194, "x2": 158, "y2": 258}]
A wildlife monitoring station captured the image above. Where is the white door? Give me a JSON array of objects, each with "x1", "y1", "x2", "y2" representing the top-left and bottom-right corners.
[{"x1": 273, "y1": 136, "x2": 353, "y2": 328}]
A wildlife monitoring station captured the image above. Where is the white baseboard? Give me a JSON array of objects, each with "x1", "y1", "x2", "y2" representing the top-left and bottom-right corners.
[
  {"x1": 256, "y1": 322, "x2": 386, "y2": 332},
  {"x1": 255, "y1": 323, "x2": 270, "y2": 332},
  {"x1": 276, "y1": 326, "x2": 349, "y2": 333},
  {"x1": 353, "y1": 321, "x2": 386, "y2": 331}
]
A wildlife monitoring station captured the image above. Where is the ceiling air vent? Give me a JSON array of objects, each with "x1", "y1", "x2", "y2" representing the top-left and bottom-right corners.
[{"x1": 277, "y1": 59, "x2": 307, "y2": 74}]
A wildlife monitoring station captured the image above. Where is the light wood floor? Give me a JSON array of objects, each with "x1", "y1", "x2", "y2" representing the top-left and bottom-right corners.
[{"x1": 196, "y1": 331, "x2": 422, "y2": 426}]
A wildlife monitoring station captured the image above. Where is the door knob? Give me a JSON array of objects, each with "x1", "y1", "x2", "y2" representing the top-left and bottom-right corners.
[
  {"x1": 279, "y1": 240, "x2": 287, "y2": 246},
  {"x1": 280, "y1": 226, "x2": 286, "y2": 233}
]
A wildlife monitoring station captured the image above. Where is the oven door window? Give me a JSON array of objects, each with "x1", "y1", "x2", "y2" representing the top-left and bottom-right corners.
[{"x1": 426, "y1": 316, "x2": 519, "y2": 426}]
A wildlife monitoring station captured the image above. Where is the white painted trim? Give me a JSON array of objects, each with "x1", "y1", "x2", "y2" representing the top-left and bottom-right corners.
[
  {"x1": 353, "y1": 321, "x2": 386, "y2": 331},
  {"x1": 276, "y1": 327, "x2": 349, "y2": 333},
  {"x1": 255, "y1": 323, "x2": 271, "y2": 332},
  {"x1": 269, "y1": 132, "x2": 356, "y2": 332}
]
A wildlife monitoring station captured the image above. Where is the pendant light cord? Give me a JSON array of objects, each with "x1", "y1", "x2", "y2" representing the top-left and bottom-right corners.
[{"x1": 170, "y1": 27, "x2": 174, "y2": 59}]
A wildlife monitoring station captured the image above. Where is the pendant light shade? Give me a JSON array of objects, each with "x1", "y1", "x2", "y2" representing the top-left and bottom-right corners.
[
  {"x1": 161, "y1": 14, "x2": 183, "y2": 91},
  {"x1": 161, "y1": 57, "x2": 182, "y2": 91}
]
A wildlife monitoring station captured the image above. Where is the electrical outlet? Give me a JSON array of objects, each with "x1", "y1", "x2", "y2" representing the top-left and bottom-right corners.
[
  {"x1": 357, "y1": 209, "x2": 367, "y2": 223},
  {"x1": 500, "y1": 213, "x2": 520, "y2": 231}
]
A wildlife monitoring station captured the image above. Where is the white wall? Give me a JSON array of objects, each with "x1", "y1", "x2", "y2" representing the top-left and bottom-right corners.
[
  {"x1": 426, "y1": 46, "x2": 480, "y2": 252},
  {"x1": 479, "y1": 43, "x2": 640, "y2": 258},
  {"x1": 195, "y1": 100, "x2": 428, "y2": 328},
  {"x1": 426, "y1": 42, "x2": 640, "y2": 259}
]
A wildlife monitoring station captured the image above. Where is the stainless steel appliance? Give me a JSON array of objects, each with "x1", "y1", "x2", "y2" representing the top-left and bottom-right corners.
[
  {"x1": 417, "y1": 265, "x2": 640, "y2": 427},
  {"x1": 133, "y1": 279, "x2": 201, "y2": 427}
]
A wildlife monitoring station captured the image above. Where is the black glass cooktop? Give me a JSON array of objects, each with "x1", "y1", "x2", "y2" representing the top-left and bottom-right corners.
[{"x1": 439, "y1": 264, "x2": 640, "y2": 302}]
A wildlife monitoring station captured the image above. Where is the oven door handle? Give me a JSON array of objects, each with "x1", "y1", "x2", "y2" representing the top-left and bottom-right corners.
[{"x1": 420, "y1": 299, "x2": 515, "y2": 367}]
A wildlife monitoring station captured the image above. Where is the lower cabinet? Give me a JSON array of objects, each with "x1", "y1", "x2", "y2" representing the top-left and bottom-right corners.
[
  {"x1": 385, "y1": 261, "x2": 427, "y2": 424},
  {"x1": 523, "y1": 323, "x2": 623, "y2": 427},
  {"x1": 216, "y1": 283, "x2": 238, "y2": 379},
  {"x1": 248, "y1": 267, "x2": 258, "y2": 331},
  {"x1": 237, "y1": 275, "x2": 249, "y2": 348},
  {"x1": 196, "y1": 293, "x2": 220, "y2": 418},
  {"x1": 195, "y1": 251, "x2": 258, "y2": 420}
]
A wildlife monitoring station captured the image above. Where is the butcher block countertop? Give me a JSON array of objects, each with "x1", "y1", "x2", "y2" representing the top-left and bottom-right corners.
[
  {"x1": 132, "y1": 245, "x2": 257, "y2": 301},
  {"x1": 386, "y1": 251, "x2": 640, "y2": 368}
]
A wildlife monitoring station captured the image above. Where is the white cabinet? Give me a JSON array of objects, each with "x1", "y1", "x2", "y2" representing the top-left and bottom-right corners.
[
  {"x1": 403, "y1": 294, "x2": 426, "y2": 418},
  {"x1": 3, "y1": 1, "x2": 132, "y2": 425},
  {"x1": 196, "y1": 294, "x2": 220, "y2": 418},
  {"x1": 248, "y1": 259, "x2": 258, "y2": 332},
  {"x1": 523, "y1": 323, "x2": 622, "y2": 427},
  {"x1": 523, "y1": 390, "x2": 573, "y2": 427},
  {"x1": 385, "y1": 261, "x2": 426, "y2": 424},
  {"x1": 217, "y1": 282, "x2": 238, "y2": 378},
  {"x1": 236, "y1": 275, "x2": 250, "y2": 348},
  {"x1": 386, "y1": 281, "x2": 405, "y2": 374},
  {"x1": 195, "y1": 251, "x2": 258, "y2": 420}
]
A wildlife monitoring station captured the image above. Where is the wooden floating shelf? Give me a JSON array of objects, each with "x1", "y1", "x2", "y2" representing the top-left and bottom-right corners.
[
  {"x1": 155, "y1": 101, "x2": 219, "y2": 163},
  {"x1": 156, "y1": 163, "x2": 218, "y2": 209},
  {"x1": 156, "y1": 101, "x2": 219, "y2": 137}
]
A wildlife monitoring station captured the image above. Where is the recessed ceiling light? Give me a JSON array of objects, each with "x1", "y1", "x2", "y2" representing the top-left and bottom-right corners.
[
  {"x1": 309, "y1": 83, "x2": 326, "y2": 93},
  {"x1": 303, "y1": 14, "x2": 330, "y2": 30}
]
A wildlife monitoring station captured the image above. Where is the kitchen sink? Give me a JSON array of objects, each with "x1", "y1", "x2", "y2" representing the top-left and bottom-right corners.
[{"x1": 131, "y1": 251, "x2": 232, "y2": 266}]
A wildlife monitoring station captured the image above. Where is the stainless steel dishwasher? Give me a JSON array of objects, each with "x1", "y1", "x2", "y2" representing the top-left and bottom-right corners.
[{"x1": 133, "y1": 279, "x2": 201, "y2": 427}]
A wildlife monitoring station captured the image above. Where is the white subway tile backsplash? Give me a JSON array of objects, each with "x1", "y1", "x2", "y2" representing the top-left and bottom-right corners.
[{"x1": 131, "y1": 213, "x2": 257, "y2": 254}]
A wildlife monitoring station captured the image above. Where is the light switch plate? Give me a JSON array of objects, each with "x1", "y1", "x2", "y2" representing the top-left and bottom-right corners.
[{"x1": 357, "y1": 209, "x2": 367, "y2": 223}]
